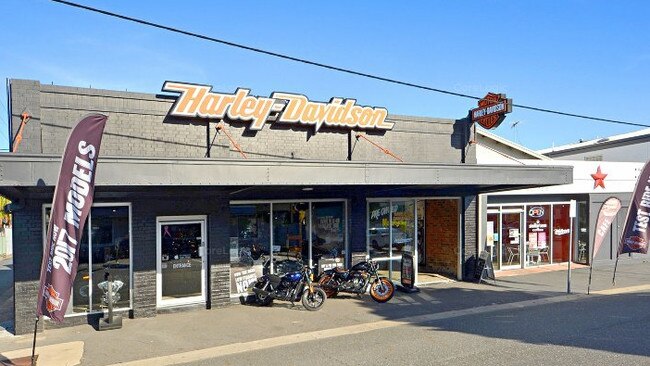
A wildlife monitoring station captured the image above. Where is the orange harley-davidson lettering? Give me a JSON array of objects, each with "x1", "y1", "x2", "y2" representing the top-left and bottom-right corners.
[{"x1": 162, "y1": 81, "x2": 392, "y2": 132}]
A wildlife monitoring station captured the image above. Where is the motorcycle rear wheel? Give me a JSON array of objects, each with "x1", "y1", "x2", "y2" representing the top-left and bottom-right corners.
[
  {"x1": 253, "y1": 281, "x2": 273, "y2": 306},
  {"x1": 318, "y1": 275, "x2": 339, "y2": 298},
  {"x1": 301, "y1": 288, "x2": 326, "y2": 311},
  {"x1": 369, "y1": 277, "x2": 394, "y2": 303}
]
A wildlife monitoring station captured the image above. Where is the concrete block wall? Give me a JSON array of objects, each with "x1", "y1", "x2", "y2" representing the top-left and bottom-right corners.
[
  {"x1": 9, "y1": 80, "x2": 474, "y2": 164},
  {"x1": 9, "y1": 79, "x2": 42, "y2": 154},
  {"x1": 462, "y1": 195, "x2": 478, "y2": 280},
  {"x1": 11, "y1": 189, "x2": 232, "y2": 335},
  {"x1": 12, "y1": 198, "x2": 44, "y2": 335}
]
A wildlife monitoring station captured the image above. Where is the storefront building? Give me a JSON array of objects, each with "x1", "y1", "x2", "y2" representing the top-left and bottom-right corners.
[
  {"x1": 475, "y1": 130, "x2": 642, "y2": 270},
  {"x1": 2, "y1": 79, "x2": 571, "y2": 334}
]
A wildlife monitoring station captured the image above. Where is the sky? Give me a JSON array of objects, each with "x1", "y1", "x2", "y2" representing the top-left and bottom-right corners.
[{"x1": 1, "y1": 0, "x2": 649, "y2": 152}]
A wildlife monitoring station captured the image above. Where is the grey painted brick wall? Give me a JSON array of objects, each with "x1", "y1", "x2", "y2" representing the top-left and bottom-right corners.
[
  {"x1": 9, "y1": 80, "x2": 474, "y2": 164},
  {"x1": 13, "y1": 199, "x2": 44, "y2": 335},
  {"x1": 462, "y1": 195, "x2": 478, "y2": 280},
  {"x1": 11, "y1": 189, "x2": 233, "y2": 335}
]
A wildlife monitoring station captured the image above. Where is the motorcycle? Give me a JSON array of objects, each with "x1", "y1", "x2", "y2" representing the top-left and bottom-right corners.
[
  {"x1": 252, "y1": 264, "x2": 327, "y2": 311},
  {"x1": 318, "y1": 260, "x2": 395, "y2": 303}
]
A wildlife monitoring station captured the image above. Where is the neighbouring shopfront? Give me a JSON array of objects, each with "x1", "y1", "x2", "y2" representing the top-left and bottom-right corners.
[
  {"x1": 1, "y1": 79, "x2": 572, "y2": 334},
  {"x1": 486, "y1": 202, "x2": 584, "y2": 270}
]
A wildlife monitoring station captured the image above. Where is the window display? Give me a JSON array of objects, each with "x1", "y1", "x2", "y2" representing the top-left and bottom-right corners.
[
  {"x1": 229, "y1": 204, "x2": 270, "y2": 295},
  {"x1": 45, "y1": 205, "x2": 131, "y2": 314},
  {"x1": 526, "y1": 205, "x2": 550, "y2": 266},
  {"x1": 229, "y1": 200, "x2": 347, "y2": 296},
  {"x1": 311, "y1": 201, "x2": 345, "y2": 273}
]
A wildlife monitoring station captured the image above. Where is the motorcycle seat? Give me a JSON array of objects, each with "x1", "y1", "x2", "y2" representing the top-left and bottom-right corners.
[{"x1": 333, "y1": 267, "x2": 347, "y2": 273}]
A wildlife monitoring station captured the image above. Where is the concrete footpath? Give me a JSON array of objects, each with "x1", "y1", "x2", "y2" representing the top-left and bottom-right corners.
[{"x1": 0, "y1": 257, "x2": 648, "y2": 366}]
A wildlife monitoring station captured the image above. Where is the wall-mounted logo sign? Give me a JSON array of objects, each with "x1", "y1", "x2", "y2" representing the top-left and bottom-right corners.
[
  {"x1": 528, "y1": 206, "x2": 545, "y2": 218},
  {"x1": 470, "y1": 93, "x2": 512, "y2": 129},
  {"x1": 162, "y1": 81, "x2": 393, "y2": 132},
  {"x1": 591, "y1": 165, "x2": 608, "y2": 189}
]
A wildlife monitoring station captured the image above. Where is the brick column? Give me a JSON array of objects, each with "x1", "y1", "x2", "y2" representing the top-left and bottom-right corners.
[
  {"x1": 462, "y1": 195, "x2": 478, "y2": 280},
  {"x1": 13, "y1": 199, "x2": 45, "y2": 335},
  {"x1": 208, "y1": 194, "x2": 230, "y2": 308}
]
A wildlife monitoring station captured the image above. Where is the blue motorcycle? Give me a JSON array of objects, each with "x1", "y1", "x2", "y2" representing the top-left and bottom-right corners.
[{"x1": 252, "y1": 265, "x2": 326, "y2": 311}]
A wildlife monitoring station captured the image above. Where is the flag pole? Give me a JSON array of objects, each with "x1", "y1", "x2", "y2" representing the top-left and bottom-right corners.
[
  {"x1": 612, "y1": 252, "x2": 620, "y2": 286},
  {"x1": 31, "y1": 317, "x2": 39, "y2": 366},
  {"x1": 587, "y1": 261, "x2": 594, "y2": 295}
]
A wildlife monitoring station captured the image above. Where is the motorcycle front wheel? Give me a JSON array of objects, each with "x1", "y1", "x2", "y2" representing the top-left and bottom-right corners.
[
  {"x1": 369, "y1": 277, "x2": 394, "y2": 303},
  {"x1": 301, "y1": 287, "x2": 326, "y2": 311},
  {"x1": 317, "y1": 274, "x2": 339, "y2": 298},
  {"x1": 253, "y1": 281, "x2": 273, "y2": 306}
]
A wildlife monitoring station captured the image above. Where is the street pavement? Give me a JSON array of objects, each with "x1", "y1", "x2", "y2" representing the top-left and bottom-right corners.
[
  {"x1": 0, "y1": 257, "x2": 13, "y2": 336},
  {"x1": 0, "y1": 256, "x2": 649, "y2": 365}
]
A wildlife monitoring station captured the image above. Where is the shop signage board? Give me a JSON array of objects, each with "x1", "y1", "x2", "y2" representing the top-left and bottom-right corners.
[
  {"x1": 470, "y1": 93, "x2": 512, "y2": 129},
  {"x1": 162, "y1": 81, "x2": 393, "y2": 133},
  {"x1": 317, "y1": 257, "x2": 344, "y2": 275},
  {"x1": 474, "y1": 250, "x2": 496, "y2": 284},
  {"x1": 400, "y1": 253, "x2": 414, "y2": 288}
]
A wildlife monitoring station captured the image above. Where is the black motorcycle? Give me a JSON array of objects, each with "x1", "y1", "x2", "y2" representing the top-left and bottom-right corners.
[
  {"x1": 318, "y1": 260, "x2": 395, "y2": 303},
  {"x1": 252, "y1": 264, "x2": 327, "y2": 311}
]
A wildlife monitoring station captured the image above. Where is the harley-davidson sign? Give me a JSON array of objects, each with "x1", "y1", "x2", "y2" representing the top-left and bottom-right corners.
[
  {"x1": 162, "y1": 81, "x2": 393, "y2": 132},
  {"x1": 470, "y1": 93, "x2": 512, "y2": 129}
]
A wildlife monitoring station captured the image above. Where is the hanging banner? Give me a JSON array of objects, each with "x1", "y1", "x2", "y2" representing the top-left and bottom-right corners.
[
  {"x1": 593, "y1": 197, "x2": 622, "y2": 260},
  {"x1": 37, "y1": 114, "x2": 108, "y2": 322},
  {"x1": 618, "y1": 161, "x2": 650, "y2": 255}
]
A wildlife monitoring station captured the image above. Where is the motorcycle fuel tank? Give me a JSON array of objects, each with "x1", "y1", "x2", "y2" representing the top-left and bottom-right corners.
[{"x1": 284, "y1": 272, "x2": 302, "y2": 282}]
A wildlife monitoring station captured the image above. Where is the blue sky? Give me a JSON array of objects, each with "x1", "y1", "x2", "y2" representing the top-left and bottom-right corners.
[{"x1": 2, "y1": 0, "x2": 649, "y2": 151}]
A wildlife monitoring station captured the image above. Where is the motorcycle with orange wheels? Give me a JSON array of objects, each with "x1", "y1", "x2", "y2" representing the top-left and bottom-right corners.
[{"x1": 318, "y1": 260, "x2": 395, "y2": 303}]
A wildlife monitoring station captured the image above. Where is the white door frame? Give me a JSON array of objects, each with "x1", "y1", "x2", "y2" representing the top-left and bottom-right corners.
[{"x1": 156, "y1": 215, "x2": 207, "y2": 308}]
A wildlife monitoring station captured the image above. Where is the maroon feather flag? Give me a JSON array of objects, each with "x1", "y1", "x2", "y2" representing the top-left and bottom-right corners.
[
  {"x1": 37, "y1": 114, "x2": 107, "y2": 322},
  {"x1": 613, "y1": 160, "x2": 650, "y2": 286},
  {"x1": 618, "y1": 161, "x2": 650, "y2": 256}
]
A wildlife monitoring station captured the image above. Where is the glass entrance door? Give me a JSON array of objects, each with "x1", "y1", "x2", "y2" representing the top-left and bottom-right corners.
[
  {"x1": 157, "y1": 216, "x2": 207, "y2": 307},
  {"x1": 501, "y1": 211, "x2": 523, "y2": 268}
]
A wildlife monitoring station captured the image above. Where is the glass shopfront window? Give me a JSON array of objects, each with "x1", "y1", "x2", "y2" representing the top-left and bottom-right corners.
[
  {"x1": 229, "y1": 200, "x2": 347, "y2": 296},
  {"x1": 486, "y1": 212, "x2": 500, "y2": 270},
  {"x1": 273, "y1": 202, "x2": 309, "y2": 272},
  {"x1": 368, "y1": 202, "x2": 391, "y2": 258},
  {"x1": 229, "y1": 204, "x2": 270, "y2": 295},
  {"x1": 525, "y1": 205, "x2": 551, "y2": 267},
  {"x1": 489, "y1": 202, "x2": 577, "y2": 270},
  {"x1": 44, "y1": 205, "x2": 132, "y2": 315},
  {"x1": 311, "y1": 201, "x2": 346, "y2": 273},
  {"x1": 367, "y1": 199, "x2": 416, "y2": 283},
  {"x1": 576, "y1": 201, "x2": 589, "y2": 264},
  {"x1": 90, "y1": 206, "x2": 130, "y2": 310},
  {"x1": 391, "y1": 201, "x2": 416, "y2": 257}
]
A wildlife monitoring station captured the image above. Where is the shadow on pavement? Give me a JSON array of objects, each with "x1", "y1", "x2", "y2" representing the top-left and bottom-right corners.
[
  {"x1": 0, "y1": 257, "x2": 14, "y2": 335},
  {"x1": 341, "y1": 258, "x2": 650, "y2": 358}
]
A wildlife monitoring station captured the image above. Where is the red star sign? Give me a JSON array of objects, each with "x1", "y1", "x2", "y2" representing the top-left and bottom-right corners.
[{"x1": 591, "y1": 166, "x2": 608, "y2": 189}]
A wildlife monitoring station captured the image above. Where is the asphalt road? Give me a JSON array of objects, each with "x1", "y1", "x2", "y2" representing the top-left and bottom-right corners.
[{"x1": 181, "y1": 290, "x2": 650, "y2": 366}]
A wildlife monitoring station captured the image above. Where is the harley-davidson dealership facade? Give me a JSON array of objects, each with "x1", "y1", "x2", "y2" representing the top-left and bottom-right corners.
[{"x1": 2, "y1": 79, "x2": 571, "y2": 334}]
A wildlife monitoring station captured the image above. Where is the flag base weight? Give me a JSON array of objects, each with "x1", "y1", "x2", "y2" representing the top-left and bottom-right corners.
[{"x1": 98, "y1": 315, "x2": 122, "y2": 331}]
